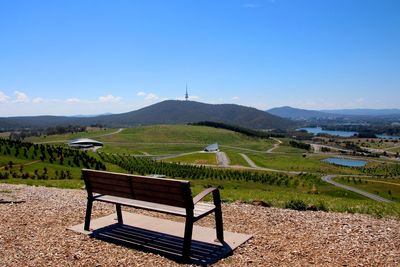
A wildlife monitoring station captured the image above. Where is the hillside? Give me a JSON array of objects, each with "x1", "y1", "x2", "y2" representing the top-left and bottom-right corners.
[
  {"x1": 267, "y1": 106, "x2": 339, "y2": 120},
  {"x1": 1, "y1": 100, "x2": 293, "y2": 130}
]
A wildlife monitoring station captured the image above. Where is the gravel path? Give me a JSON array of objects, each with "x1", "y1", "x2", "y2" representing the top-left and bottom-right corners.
[{"x1": 1, "y1": 184, "x2": 399, "y2": 266}]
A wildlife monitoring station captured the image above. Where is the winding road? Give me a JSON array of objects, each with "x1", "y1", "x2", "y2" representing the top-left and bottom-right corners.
[{"x1": 321, "y1": 175, "x2": 394, "y2": 203}]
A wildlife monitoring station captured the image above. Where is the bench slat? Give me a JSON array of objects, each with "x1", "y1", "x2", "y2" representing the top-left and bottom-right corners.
[
  {"x1": 131, "y1": 176, "x2": 188, "y2": 188},
  {"x1": 93, "y1": 188, "x2": 133, "y2": 199},
  {"x1": 83, "y1": 169, "x2": 193, "y2": 208},
  {"x1": 87, "y1": 176, "x2": 131, "y2": 187},
  {"x1": 90, "y1": 181, "x2": 132, "y2": 194},
  {"x1": 131, "y1": 182, "x2": 184, "y2": 194},
  {"x1": 93, "y1": 195, "x2": 215, "y2": 218}
]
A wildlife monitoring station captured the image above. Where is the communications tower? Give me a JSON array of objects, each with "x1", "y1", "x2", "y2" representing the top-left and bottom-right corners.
[{"x1": 185, "y1": 83, "x2": 189, "y2": 101}]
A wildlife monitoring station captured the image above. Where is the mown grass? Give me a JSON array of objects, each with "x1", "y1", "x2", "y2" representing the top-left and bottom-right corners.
[
  {"x1": 247, "y1": 153, "x2": 366, "y2": 175},
  {"x1": 25, "y1": 128, "x2": 117, "y2": 143},
  {"x1": 223, "y1": 149, "x2": 250, "y2": 167},
  {"x1": 334, "y1": 177, "x2": 400, "y2": 202},
  {"x1": 0, "y1": 155, "x2": 33, "y2": 167},
  {"x1": 166, "y1": 152, "x2": 218, "y2": 165},
  {"x1": 100, "y1": 143, "x2": 205, "y2": 155}
]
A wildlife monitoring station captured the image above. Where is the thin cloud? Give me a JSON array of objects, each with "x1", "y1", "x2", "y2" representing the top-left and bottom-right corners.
[
  {"x1": 137, "y1": 91, "x2": 160, "y2": 101},
  {"x1": 98, "y1": 94, "x2": 122, "y2": 103},
  {"x1": 32, "y1": 97, "x2": 45, "y2": 104},
  {"x1": 14, "y1": 91, "x2": 29, "y2": 103},
  {"x1": 145, "y1": 93, "x2": 159, "y2": 101},
  {"x1": 232, "y1": 96, "x2": 240, "y2": 100},
  {"x1": 0, "y1": 91, "x2": 10, "y2": 103},
  {"x1": 66, "y1": 97, "x2": 81, "y2": 104}
]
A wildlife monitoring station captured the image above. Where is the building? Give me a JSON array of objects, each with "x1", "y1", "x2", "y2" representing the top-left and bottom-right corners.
[
  {"x1": 204, "y1": 143, "x2": 219, "y2": 152},
  {"x1": 68, "y1": 138, "x2": 103, "y2": 148}
]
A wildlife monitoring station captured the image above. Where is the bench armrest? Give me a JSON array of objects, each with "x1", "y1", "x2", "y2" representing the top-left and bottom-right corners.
[{"x1": 193, "y1": 187, "x2": 219, "y2": 204}]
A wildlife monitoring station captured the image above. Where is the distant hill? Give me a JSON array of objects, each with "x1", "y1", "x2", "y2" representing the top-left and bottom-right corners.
[
  {"x1": 320, "y1": 108, "x2": 400, "y2": 116},
  {"x1": 267, "y1": 106, "x2": 400, "y2": 120},
  {"x1": 91, "y1": 100, "x2": 293, "y2": 129},
  {"x1": 267, "y1": 106, "x2": 339, "y2": 120},
  {"x1": 0, "y1": 100, "x2": 293, "y2": 130}
]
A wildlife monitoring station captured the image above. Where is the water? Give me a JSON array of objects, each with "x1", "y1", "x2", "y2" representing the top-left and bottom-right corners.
[
  {"x1": 298, "y1": 127, "x2": 357, "y2": 137},
  {"x1": 322, "y1": 157, "x2": 367, "y2": 167},
  {"x1": 376, "y1": 134, "x2": 400, "y2": 140}
]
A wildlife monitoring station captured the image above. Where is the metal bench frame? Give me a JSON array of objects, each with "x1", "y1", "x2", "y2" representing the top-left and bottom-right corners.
[{"x1": 82, "y1": 169, "x2": 224, "y2": 260}]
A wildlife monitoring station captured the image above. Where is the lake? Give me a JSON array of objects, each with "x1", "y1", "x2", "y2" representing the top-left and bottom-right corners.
[
  {"x1": 376, "y1": 134, "x2": 400, "y2": 140},
  {"x1": 322, "y1": 157, "x2": 367, "y2": 167},
  {"x1": 298, "y1": 127, "x2": 358, "y2": 137}
]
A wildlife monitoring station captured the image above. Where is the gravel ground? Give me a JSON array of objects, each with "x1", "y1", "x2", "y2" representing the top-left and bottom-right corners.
[{"x1": 1, "y1": 183, "x2": 399, "y2": 266}]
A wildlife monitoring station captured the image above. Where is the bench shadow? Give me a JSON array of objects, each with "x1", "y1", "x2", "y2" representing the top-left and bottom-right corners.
[{"x1": 90, "y1": 223, "x2": 232, "y2": 266}]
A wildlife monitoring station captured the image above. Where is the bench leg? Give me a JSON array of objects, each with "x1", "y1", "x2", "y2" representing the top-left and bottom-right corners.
[
  {"x1": 84, "y1": 198, "x2": 93, "y2": 231},
  {"x1": 116, "y1": 204, "x2": 123, "y2": 224},
  {"x1": 215, "y1": 207, "x2": 224, "y2": 242},
  {"x1": 182, "y1": 216, "x2": 193, "y2": 261},
  {"x1": 213, "y1": 190, "x2": 224, "y2": 242}
]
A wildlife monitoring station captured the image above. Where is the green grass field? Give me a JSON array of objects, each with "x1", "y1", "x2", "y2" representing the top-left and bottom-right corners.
[
  {"x1": 25, "y1": 128, "x2": 118, "y2": 143},
  {"x1": 2, "y1": 124, "x2": 400, "y2": 218},
  {"x1": 334, "y1": 177, "x2": 400, "y2": 202},
  {"x1": 166, "y1": 152, "x2": 218, "y2": 165},
  {"x1": 246, "y1": 153, "x2": 365, "y2": 175}
]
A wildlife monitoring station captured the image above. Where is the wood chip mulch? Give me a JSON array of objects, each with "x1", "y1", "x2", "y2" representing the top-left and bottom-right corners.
[{"x1": 0, "y1": 184, "x2": 399, "y2": 266}]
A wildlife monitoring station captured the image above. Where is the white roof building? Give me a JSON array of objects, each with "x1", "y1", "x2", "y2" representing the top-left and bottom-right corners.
[
  {"x1": 204, "y1": 143, "x2": 219, "y2": 152},
  {"x1": 68, "y1": 138, "x2": 103, "y2": 148}
]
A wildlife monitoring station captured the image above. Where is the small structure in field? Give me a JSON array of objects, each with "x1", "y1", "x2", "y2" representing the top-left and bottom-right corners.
[
  {"x1": 204, "y1": 143, "x2": 219, "y2": 152},
  {"x1": 68, "y1": 138, "x2": 103, "y2": 149}
]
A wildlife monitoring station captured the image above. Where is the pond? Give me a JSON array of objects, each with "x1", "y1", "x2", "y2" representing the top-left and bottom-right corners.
[
  {"x1": 322, "y1": 157, "x2": 367, "y2": 167},
  {"x1": 298, "y1": 127, "x2": 358, "y2": 137}
]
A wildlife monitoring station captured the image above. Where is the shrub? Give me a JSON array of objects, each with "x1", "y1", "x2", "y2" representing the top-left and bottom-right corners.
[
  {"x1": 284, "y1": 199, "x2": 307, "y2": 211},
  {"x1": 316, "y1": 201, "x2": 328, "y2": 212}
]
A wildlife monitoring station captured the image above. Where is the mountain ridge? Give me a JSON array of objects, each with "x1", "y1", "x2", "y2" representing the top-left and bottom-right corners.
[{"x1": 0, "y1": 100, "x2": 293, "y2": 130}]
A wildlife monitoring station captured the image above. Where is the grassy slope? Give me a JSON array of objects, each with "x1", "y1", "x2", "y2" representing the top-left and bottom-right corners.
[
  {"x1": 333, "y1": 177, "x2": 400, "y2": 202},
  {"x1": 166, "y1": 152, "x2": 218, "y2": 165},
  {"x1": 25, "y1": 128, "x2": 117, "y2": 143},
  {"x1": 3, "y1": 125, "x2": 400, "y2": 218},
  {"x1": 247, "y1": 153, "x2": 364, "y2": 175}
]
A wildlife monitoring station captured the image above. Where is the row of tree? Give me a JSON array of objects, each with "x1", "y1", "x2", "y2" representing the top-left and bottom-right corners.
[
  {"x1": 0, "y1": 138, "x2": 106, "y2": 170},
  {"x1": 189, "y1": 121, "x2": 284, "y2": 138},
  {"x1": 98, "y1": 152, "x2": 320, "y2": 188}
]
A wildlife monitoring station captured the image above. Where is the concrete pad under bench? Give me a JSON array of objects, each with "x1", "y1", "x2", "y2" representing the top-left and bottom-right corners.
[{"x1": 69, "y1": 211, "x2": 252, "y2": 265}]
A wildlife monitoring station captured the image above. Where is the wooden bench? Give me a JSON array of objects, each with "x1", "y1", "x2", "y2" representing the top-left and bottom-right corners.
[{"x1": 82, "y1": 169, "x2": 224, "y2": 259}]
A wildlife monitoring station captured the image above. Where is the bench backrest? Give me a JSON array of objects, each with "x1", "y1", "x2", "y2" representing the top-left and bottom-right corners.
[{"x1": 82, "y1": 169, "x2": 193, "y2": 209}]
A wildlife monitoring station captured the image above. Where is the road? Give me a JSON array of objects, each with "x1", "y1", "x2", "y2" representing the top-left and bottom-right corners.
[
  {"x1": 266, "y1": 138, "x2": 282, "y2": 153},
  {"x1": 321, "y1": 175, "x2": 394, "y2": 203},
  {"x1": 216, "y1": 152, "x2": 230, "y2": 167}
]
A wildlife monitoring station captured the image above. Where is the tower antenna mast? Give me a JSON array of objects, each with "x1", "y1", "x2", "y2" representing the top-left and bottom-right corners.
[{"x1": 185, "y1": 83, "x2": 189, "y2": 101}]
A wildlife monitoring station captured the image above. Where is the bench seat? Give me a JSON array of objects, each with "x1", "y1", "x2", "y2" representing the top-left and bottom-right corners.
[{"x1": 94, "y1": 194, "x2": 216, "y2": 219}]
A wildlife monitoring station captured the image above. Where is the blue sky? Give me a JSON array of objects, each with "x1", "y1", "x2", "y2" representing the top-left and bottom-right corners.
[{"x1": 1, "y1": 0, "x2": 399, "y2": 116}]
